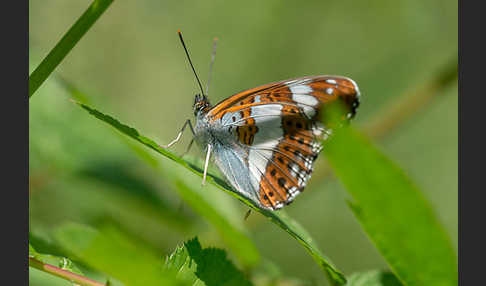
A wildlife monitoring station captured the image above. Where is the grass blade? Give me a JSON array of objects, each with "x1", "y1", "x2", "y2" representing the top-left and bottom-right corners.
[
  {"x1": 73, "y1": 100, "x2": 346, "y2": 285},
  {"x1": 29, "y1": 0, "x2": 114, "y2": 98},
  {"x1": 324, "y1": 126, "x2": 457, "y2": 285}
]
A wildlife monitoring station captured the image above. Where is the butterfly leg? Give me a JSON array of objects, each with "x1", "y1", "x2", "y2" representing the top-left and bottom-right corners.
[
  {"x1": 159, "y1": 119, "x2": 195, "y2": 149},
  {"x1": 244, "y1": 209, "x2": 252, "y2": 220},
  {"x1": 202, "y1": 143, "x2": 212, "y2": 186},
  {"x1": 180, "y1": 138, "x2": 195, "y2": 158}
]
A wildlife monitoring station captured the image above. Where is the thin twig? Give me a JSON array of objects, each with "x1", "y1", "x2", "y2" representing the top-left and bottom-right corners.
[{"x1": 29, "y1": 257, "x2": 106, "y2": 286}]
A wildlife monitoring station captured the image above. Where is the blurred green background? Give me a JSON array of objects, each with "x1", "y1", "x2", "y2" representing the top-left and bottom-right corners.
[{"x1": 29, "y1": 0, "x2": 457, "y2": 285}]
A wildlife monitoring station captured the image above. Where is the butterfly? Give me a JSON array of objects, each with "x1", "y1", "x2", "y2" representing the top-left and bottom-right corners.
[{"x1": 162, "y1": 32, "x2": 360, "y2": 211}]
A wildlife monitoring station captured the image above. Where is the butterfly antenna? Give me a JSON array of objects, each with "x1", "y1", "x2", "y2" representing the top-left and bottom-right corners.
[
  {"x1": 178, "y1": 30, "x2": 205, "y2": 96},
  {"x1": 206, "y1": 37, "x2": 218, "y2": 96}
]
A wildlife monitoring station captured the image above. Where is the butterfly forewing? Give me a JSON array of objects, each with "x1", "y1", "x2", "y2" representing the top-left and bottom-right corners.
[
  {"x1": 208, "y1": 76, "x2": 360, "y2": 121},
  {"x1": 205, "y1": 76, "x2": 360, "y2": 210}
]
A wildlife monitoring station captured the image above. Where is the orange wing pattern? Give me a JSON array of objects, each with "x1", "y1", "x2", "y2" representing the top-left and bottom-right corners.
[
  {"x1": 206, "y1": 76, "x2": 360, "y2": 210},
  {"x1": 254, "y1": 113, "x2": 320, "y2": 209},
  {"x1": 208, "y1": 75, "x2": 359, "y2": 121}
]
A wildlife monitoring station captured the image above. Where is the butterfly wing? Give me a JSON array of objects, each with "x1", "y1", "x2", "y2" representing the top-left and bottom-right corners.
[
  {"x1": 207, "y1": 76, "x2": 360, "y2": 210},
  {"x1": 208, "y1": 75, "x2": 360, "y2": 121}
]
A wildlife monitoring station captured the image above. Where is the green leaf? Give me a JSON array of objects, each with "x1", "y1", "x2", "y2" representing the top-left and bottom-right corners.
[
  {"x1": 53, "y1": 222, "x2": 183, "y2": 286},
  {"x1": 56, "y1": 78, "x2": 258, "y2": 268},
  {"x1": 171, "y1": 175, "x2": 261, "y2": 267},
  {"x1": 29, "y1": 0, "x2": 114, "y2": 98},
  {"x1": 346, "y1": 270, "x2": 402, "y2": 286},
  {"x1": 324, "y1": 126, "x2": 458, "y2": 285},
  {"x1": 164, "y1": 237, "x2": 254, "y2": 286},
  {"x1": 30, "y1": 230, "x2": 70, "y2": 259},
  {"x1": 164, "y1": 243, "x2": 202, "y2": 285},
  {"x1": 72, "y1": 100, "x2": 346, "y2": 285},
  {"x1": 29, "y1": 243, "x2": 36, "y2": 256},
  {"x1": 183, "y1": 237, "x2": 252, "y2": 286}
]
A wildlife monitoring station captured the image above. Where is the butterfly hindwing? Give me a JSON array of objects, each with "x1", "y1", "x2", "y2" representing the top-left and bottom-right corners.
[{"x1": 248, "y1": 117, "x2": 321, "y2": 209}]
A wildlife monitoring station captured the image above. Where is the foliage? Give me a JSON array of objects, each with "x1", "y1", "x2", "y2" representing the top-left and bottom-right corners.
[
  {"x1": 29, "y1": 0, "x2": 114, "y2": 98},
  {"x1": 324, "y1": 126, "x2": 457, "y2": 285},
  {"x1": 165, "y1": 237, "x2": 253, "y2": 286},
  {"x1": 72, "y1": 99, "x2": 346, "y2": 284},
  {"x1": 29, "y1": 243, "x2": 84, "y2": 276},
  {"x1": 345, "y1": 270, "x2": 402, "y2": 286},
  {"x1": 29, "y1": 0, "x2": 457, "y2": 285},
  {"x1": 52, "y1": 222, "x2": 180, "y2": 286}
]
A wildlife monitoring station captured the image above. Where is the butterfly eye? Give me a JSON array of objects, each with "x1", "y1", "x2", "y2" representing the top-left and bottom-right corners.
[{"x1": 193, "y1": 94, "x2": 211, "y2": 116}]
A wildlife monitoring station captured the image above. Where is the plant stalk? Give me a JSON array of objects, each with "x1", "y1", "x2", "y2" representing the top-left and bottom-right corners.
[{"x1": 29, "y1": 257, "x2": 106, "y2": 286}]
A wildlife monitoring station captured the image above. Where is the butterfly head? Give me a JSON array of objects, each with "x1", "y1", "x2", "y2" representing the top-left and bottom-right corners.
[{"x1": 193, "y1": 94, "x2": 211, "y2": 116}]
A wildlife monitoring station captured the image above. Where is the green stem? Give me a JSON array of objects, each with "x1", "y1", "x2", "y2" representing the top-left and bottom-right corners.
[
  {"x1": 29, "y1": 257, "x2": 106, "y2": 286},
  {"x1": 29, "y1": 0, "x2": 114, "y2": 98}
]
